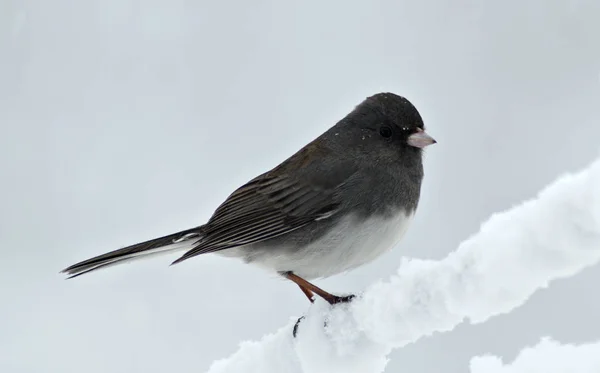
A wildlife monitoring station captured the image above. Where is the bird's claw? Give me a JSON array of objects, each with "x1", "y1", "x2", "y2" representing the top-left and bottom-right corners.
[{"x1": 292, "y1": 316, "x2": 304, "y2": 338}]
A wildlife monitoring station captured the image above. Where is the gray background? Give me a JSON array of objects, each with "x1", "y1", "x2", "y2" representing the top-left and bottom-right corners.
[{"x1": 1, "y1": 1, "x2": 600, "y2": 372}]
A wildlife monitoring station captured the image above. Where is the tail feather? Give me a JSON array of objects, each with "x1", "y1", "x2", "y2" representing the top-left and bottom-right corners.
[{"x1": 61, "y1": 226, "x2": 203, "y2": 278}]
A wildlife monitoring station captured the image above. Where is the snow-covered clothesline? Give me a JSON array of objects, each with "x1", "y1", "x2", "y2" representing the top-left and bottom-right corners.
[{"x1": 208, "y1": 155, "x2": 600, "y2": 373}]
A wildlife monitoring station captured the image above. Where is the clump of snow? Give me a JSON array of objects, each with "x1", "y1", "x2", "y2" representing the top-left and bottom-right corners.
[
  {"x1": 209, "y1": 156, "x2": 600, "y2": 373},
  {"x1": 209, "y1": 325, "x2": 302, "y2": 373},
  {"x1": 470, "y1": 338, "x2": 600, "y2": 373}
]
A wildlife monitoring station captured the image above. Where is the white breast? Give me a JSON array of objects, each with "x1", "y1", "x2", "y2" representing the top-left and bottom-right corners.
[{"x1": 240, "y1": 210, "x2": 415, "y2": 279}]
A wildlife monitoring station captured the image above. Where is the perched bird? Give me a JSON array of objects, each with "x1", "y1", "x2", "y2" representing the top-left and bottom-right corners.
[{"x1": 62, "y1": 92, "x2": 436, "y2": 304}]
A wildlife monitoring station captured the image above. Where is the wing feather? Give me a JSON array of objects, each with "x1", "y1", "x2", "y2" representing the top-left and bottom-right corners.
[
  {"x1": 172, "y1": 176, "x2": 344, "y2": 263},
  {"x1": 171, "y1": 142, "x2": 359, "y2": 264}
]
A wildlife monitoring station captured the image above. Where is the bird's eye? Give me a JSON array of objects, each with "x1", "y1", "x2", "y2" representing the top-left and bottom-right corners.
[{"x1": 379, "y1": 126, "x2": 393, "y2": 138}]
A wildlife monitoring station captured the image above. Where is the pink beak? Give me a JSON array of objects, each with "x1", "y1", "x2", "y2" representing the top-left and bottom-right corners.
[{"x1": 407, "y1": 128, "x2": 436, "y2": 148}]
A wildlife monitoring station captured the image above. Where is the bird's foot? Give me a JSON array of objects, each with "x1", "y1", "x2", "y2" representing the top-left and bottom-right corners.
[
  {"x1": 292, "y1": 293, "x2": 356, "y2": 338},
  {"x1": 325, "y1": 293, "x2": 355, "y2": 305}
]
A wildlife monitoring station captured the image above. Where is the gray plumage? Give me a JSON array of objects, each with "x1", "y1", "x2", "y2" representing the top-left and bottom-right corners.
[{"x1": 62, "y1": 92, "x2": 435, "y2": 300}]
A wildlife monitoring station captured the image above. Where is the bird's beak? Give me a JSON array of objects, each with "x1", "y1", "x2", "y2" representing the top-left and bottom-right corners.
[{"x1": 407, "y1": 128, "x2": 436, "y2": 148}]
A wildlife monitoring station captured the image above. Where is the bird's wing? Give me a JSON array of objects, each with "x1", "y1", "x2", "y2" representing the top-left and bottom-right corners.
[{"x1": 172, "y1": 142, "x2": 356, "y2": 264}]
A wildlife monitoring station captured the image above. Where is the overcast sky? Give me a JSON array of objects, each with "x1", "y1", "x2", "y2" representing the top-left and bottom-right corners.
[{"x1": 1, "y1": 1, "x2": 600, "y2": 372}]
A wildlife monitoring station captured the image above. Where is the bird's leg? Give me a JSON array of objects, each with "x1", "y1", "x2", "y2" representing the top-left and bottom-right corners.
[
  {"x1": 297, "y1": 284, "x2": 315, "y2": 303},
  {"x1": 282, "y1": 272, "x2": 355, "y2": 305}
]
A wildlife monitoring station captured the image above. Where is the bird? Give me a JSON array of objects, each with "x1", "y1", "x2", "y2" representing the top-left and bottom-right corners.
[{"x1": 61, "y1": 92, "x2": 436, "y2": 305}]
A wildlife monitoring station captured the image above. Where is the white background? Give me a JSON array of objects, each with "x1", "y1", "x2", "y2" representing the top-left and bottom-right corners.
[{"x1": 1, "y1": 1, "x2": 600, "y2": 372}]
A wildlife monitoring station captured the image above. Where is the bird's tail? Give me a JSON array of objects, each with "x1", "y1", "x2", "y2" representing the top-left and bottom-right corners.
[{"x1": 61, "y1": 226, "x2": 203, "y2": 279}]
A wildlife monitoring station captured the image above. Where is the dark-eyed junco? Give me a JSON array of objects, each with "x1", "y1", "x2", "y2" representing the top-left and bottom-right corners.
[{"x1": 62, "y1": 92, "x2": 436, "y2": 304}]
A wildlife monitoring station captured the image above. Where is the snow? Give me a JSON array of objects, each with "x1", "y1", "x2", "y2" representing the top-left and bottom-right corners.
[
  {"x1": 208, "y1": 155, "x2": 600, "y2": 373},
  {"x1": 470, "y1": 338, "x2": 600, "y2": 373}
]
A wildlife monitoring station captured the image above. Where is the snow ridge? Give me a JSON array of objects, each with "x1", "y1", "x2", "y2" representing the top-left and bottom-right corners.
[{"x1": 471, "y1": 338, "x2": 600, "y2": 373}]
